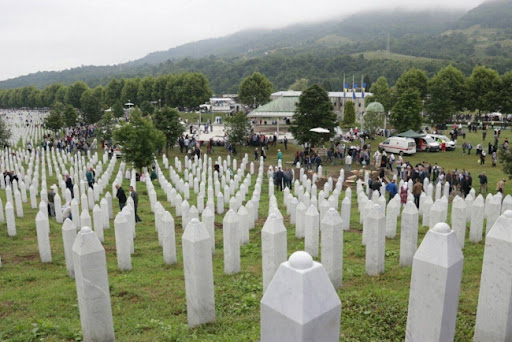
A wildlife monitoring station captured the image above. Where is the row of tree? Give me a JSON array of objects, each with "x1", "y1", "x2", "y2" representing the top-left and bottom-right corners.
[
  {"x1": 290, "y1": 64, "x2": 510, "y2": 145},
  {"x1": 7, "y1": 63, "x2": 512, "y2": 136},
  {"x1": 363, "y1": 64, "x2": 511, "y2": 131},
  {"x1": 0, "y1": 72, "x2": 214, "y2": 124}
]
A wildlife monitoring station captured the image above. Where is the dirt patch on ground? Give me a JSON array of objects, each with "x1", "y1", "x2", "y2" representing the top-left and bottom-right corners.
[
  {"x1": 253, "y1": 126, "x2": 290, "y2": 134},
  {"x1": 8, "y1": 252, "x2": 39, "y2": 264},
  {"x1": 116, "y1": 291, "x2": 140, "y2": 302},
  {"x1": 214, "y1": 222, "x2": 223, "y2": 230},
  {"x1": 348, "y1": 228, "x2": 362, "y2": 234},
  {"x1": 0, "y1": 301, "x2": 14, "y2": 318}
]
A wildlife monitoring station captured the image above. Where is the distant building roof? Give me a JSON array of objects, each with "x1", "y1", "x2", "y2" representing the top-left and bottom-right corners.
[
  {"x1": 271, "y1": 90, "x2": 371, "y2": 99},
  {"x1": 271, "y1": 91, "x2": 302, "y2": 97},
  {"x1": 328, "y1": 92, "x2": 371, "y2": 99},
  {"x1": 247, "y1": 96, "x2": 298, "y2": 118}
]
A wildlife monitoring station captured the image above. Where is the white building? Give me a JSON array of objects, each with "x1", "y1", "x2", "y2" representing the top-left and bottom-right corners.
[{"x1": 270, "y1": 90, "x2": 371, "y2": 121}]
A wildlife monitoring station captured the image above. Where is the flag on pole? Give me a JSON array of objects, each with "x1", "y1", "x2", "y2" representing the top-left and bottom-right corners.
[
  {"x1": 343, "y1": 75, "x2": 346, "y2": 97},
  {"x1": 352, "y1": 76, "x2": 356, "y2": 100}
]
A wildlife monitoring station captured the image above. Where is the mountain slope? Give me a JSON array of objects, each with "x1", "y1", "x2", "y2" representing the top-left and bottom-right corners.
[
  {"x1": 2, "y1": 7, "x2": 507, "y2": 92},
  {"x1": 131, "y1": 10, "x2": 462, "y2": 65},
  {"x1": 457, "y1": 0, "x2": 512, "y2": 29}
]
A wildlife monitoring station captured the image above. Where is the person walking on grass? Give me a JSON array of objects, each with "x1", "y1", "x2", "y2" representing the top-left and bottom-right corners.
[
  {"x1": 277, "y1": 149, "x2": 283, "y2": 164},
  {"x1": 48, "y1": 186, "x2": 56, "y2": 218},
  {"x1": 129, "y1": 186, "x2": 142, "y2": 223},
  {"x1": 497, "y1": 178, "x2": 506, "y2": 194},
  {"x1": 478, "y1": 172, "x2": 488, "y2": 194},
  {"x1": 115, "y1": 184, "x2": 127, "y2": 210},
  {"x1": 86, "y1": 167, "x2": 94, "y2": 188},
  {"x1": 385, "y1": 179, "x2": 398, "y2": 203},
  {"x1": 345, "y1": 153, "x2": 352, "y2": 172},
  {"x1": 412, "y1": 178, "x2": 423, "y2": 209}
]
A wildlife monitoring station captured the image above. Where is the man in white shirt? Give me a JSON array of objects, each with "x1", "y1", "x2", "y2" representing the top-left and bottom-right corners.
[{"x1": 345, "y1": 154, "x2": 352, "y2": 172}]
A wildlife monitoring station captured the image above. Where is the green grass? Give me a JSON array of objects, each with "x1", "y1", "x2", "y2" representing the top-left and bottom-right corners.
[
  {"x1": 351, "y1": 50, "x2": 441, "y2": 63},
  {"x1": 179, "y1": 112, "x2": 228, "y2": 124},
  {"x1": 0, "y1": 128, "x2": 510, "y2": 341}
]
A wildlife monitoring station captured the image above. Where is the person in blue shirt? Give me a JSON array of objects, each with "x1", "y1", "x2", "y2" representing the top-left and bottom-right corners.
[{"x1": 385, "y1": 179, "x2": 398, "y2": 203}]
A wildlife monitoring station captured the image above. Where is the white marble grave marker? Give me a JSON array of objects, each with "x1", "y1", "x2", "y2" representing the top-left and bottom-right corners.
[
  {"x1": 405, "y1": 223, "x2": 463, "y2": 342},
  {"x1": 260, "y1": 251, "x2": 341, "y2": 342},
  {"x1": 474, "y1": 211, "x2": 512, "y2": 341},
  {"x1": 72, "y1": 227, "x2": 115, "y2": 342},
  {"x1": 321, "y1": 208, "x2": 343, "y2": 289},
  {"x1": 182, "y1": 218, "x2": 216, "y2": 327}
]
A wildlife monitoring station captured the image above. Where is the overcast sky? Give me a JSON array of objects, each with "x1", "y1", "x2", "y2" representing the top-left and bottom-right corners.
[{"x1": 0, "y1": 0, "x2": 484, "y2": 81}]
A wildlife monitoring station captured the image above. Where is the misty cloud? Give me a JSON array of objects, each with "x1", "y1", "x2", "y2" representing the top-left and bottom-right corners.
[{"x1": 0, "y1": 0, "x2": 484, "y2": 81}]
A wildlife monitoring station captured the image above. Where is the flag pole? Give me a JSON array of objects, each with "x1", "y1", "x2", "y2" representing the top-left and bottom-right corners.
[{"x1": 342, "y1": 74, "x2": 346, "y2": 121}]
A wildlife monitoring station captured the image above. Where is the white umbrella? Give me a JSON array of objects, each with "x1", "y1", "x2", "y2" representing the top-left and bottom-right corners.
[
  {"x1": 310, "y1": 127, "x2": 330, "y2": 133},
  {"x1": 125, "y1": 102, "x2": 134, "y2": 106}
]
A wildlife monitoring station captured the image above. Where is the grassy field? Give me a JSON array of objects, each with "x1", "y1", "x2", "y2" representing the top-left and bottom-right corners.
[
  {"x1": 350, "y1": 50, "x2": 441, "y2": 63},
  {"x1": 0, "y1": 128, "x2": 511, "y2": 341},
  {"x1": 179, "y1": 112, "x2": 228, "y2": 124}
]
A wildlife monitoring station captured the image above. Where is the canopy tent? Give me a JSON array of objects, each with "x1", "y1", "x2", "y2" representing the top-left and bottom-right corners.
[{"x1": 394, "y1": 130, "x2": 425, "y2": 138}]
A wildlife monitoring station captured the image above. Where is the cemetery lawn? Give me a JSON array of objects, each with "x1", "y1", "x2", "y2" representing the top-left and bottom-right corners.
[{"x1": 0, "y1": 129, "x2": 510, "y2": 341}]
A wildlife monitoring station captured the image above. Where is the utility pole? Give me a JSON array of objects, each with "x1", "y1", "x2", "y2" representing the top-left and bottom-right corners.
[{"x1": 386, "y1": 33, "x2": 390, "y2": 56}]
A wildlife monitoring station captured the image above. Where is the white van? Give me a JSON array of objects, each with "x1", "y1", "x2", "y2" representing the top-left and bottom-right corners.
[
  {"x1": 417, "y1": 136, "x2": 440, "y2": 152},
  {"x1": 378, "y1": 137, "x2": 416, "y2": 155}
]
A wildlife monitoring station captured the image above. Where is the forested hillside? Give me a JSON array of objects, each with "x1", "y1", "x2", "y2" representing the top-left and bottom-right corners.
[{"x1": 457, "y1": 0, "x2": 512, "y2": 29}]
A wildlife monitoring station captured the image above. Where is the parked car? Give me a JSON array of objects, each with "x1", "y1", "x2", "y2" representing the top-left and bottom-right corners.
[
  {"x1": 416, "y1": 136, "x2": 440, "y2": 152},
  {"x1": 426, "y1": 134, "x2": 456, "y2": 150},
  {"x1": 378, "y1": 137, "x2": 416, "y2": 155}
]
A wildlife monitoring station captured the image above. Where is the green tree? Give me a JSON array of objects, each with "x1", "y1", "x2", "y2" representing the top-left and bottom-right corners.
[
  {"x1": 55, "y1": 86, "x2": 68, "y2": 105},
  {"x1": 176, "y1": 73, "x2": 212, "y2": 109},
  {"x1": 121, "y1": 77, "x2": 141, "y2": 106},
  {"x1": 153, "y1": 75, "x2": 170, "y2": 106},
  {"x1": 363, "y1": 110, "x2": 384, "y2": 139},
  {"x1": 63, "y1": 104, "x2": 79, "y2": 127},
  {"x1": 395, "y1": 67, "x2": 428, "y2": 99},
  {"x1": 426, "y1": 65, "x2": 466, "y2": 125},
  {"x1": 500, "y1": 71, "x2": 512, "y2": 114},
  {"x1": 290, "y1": 84, "x2": 337, "y2": 146},
  {"x1": 0, "y1": 117, "x2": 12, "y2": 146},
  {"x1": 97, "y1": 111, "x2": 116, "y2": 143},
  {"x1": 112, "y1": 101, "x2": 125, "y2": 118},
  {"x1": 391, "y1": 89, "x2": 423, "y2": 132},
  {"x1": 224, "y1": 112, "x2": 252, "y2": 146},
  {"x1": 113, "y1": 110, "x2": 166, "y2": 172},
  {"x1": 137, "y1": 76, "x2": 156, "y2": 104},
  {"x1": 343, "y1": 101, "x2": 356, "y2": 125},
  {"x1": 367, "y1": 76, "x2": 393, "y2": 111},
  {"x1": 80, "y1": 88, "x2": 103, "y2": 124},
  {"x1": 66, "y1": 81, "x2": 89, "y2": 108},
  {"x1": 499, "y1": 147, "x2": 512, "y2": 180},
  {"x1": 140, "y1": 100, "x2": 155, "y2": 115},
  {"x1": 239, "y1": 72, "x2": 273, "y2": 108},
  {"x1": 289, "y1": 78, "x2": 309, "y2": 91},
  {"x1": 321, "y1": 79, "x2": 332, "y2": 91},
  {"x1": 466, "y1": 65, "x2": 501, "y2": 113},
  {"x1": 44, "y1": 108, "x2": 64, "y2": 133},
  {"x1": 41, "y1": 83, "x2": 65, "y2": 107},
  {"x1": 152, "y1": 106, "x2": 185, "y2": 153},
  {"x1": 104, "y1": 78, "x2": 125, "y2": 106}
]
